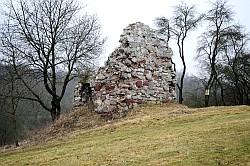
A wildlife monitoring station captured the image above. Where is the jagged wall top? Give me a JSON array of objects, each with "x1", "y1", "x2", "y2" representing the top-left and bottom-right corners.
[{"x1": 105, "y1": 22, "x2": 172, "y2": 67}]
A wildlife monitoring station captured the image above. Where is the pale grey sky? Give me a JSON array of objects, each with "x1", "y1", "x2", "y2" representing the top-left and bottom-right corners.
[{"x1": 0, "y1": 0, "x2": 249, "y2": 74}]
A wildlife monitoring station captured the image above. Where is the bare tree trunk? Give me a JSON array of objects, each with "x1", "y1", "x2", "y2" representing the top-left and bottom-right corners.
[
  {"x1": 205, "y1": 92, "x2": 210, "y2": 107},
  {"x1": 51, "y1": 97, "x2": 56, "y2": 122},
  {"x1": 56, "y1": 100, "x2": 61, "y2": 120},
  {"x1": 205, "y1": 73, "x2": 215, "y2": 107},
  {"x1": 214, "y1": 85, "x2": 218, "y2": 106},
  {"x1": 216, "y1": 79, "x2": 226, "y2": 106},
  {"x1": 10, "y1": 70, "x2": 19, "y2": 147},
  {"x1": 234, "y1": 79, "x2": 243, "y2": 105},
  {"x1": 12, "y1": 115, "x2": 19, "y2": 147},
  {"x1": 51, "y1": 110, "x2": 57, "y2": 123},
  {"x1": 179, "y1": 61, "x2": 186, "y2": 104},
  {"x1": 50, "y1": 98, "x2": 61, "y2": 122},
  {"x1": 177, "y1": 39, "x2": 186, "y2": 104}
]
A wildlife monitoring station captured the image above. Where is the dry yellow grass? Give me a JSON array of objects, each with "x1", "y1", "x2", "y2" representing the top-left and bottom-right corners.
[{"x1": 0, "y1": 104, "x2": 249, "y2": 165}]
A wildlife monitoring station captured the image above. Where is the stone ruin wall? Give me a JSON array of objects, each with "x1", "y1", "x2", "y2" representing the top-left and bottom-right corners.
[
  {"x1": 91, "y1": 22, "x2": 176, "y2": 116},
  {"x1": 74, "y1": 22, "x2": 176, "y2": 117}
]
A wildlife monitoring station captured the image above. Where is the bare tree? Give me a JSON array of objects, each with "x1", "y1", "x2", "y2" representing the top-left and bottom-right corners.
[
  {"x1": 0, "y1": 0, "x2": 105, "y2": 122},
  {"x1": 3, "y1": 66, "x2": 23, "y2": 146},
  {"x1": 154, "y1": 17, "x2": 171, "y2": 43},
  {"x1": 0, "y1": 64, "x2": 27, "y2": 146},
  {"x1": 155, "y1": 1, "x2": 203, "y2": 104},
  {"x1": 196, "y1": 0, "x2": 234, "y2": 106},
  {"x1": 219, "y1": 25, "x2": 250, "y2": 104}
]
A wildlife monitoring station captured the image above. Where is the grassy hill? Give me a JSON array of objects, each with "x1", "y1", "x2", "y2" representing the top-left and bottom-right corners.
[{"x1": 0, "y1": 104, "x2": 249, "y2": 165}]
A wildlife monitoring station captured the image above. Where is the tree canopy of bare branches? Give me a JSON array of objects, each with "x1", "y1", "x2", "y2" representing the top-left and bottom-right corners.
[
  {"x1": 155, "y1": 1, "x2": 203, "y2": 104},
  {"x1": 196, "y1": 0, "x2": 250, "y2": 106},
  {"x1": 0, "y1": 0, "x2": 105, "y2": 122}
]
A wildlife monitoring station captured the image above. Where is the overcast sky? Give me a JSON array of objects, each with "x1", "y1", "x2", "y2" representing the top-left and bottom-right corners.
[
  {"x1": 83, "y1": 0, "x2": 249, "y2": 74},
  {"x1": 0, "y1": 0, "x2": 249, "y2": 74}
]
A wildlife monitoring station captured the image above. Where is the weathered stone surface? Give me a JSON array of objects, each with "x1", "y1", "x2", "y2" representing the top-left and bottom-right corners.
[
  {"x1": 74, "y1": 22, "x2": 176, "y2": 117},
  {"x1": 73, "y1": 83, "x2": 92, "y2": 106}
]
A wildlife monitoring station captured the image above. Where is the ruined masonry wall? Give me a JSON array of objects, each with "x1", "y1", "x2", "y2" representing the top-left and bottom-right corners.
[{"x1": 91, "y1": 22, "x2": 176, "y2": 116}]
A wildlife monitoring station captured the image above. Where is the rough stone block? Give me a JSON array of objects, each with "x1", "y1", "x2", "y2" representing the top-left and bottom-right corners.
[
  {"x1": 143, "y1": 81, "x2": 149, "y2": 86},
  {"x1": 136, "y1": 80, "x2": 143, "y2": 88},
  {"x1": 94, "y1": 84, "x2": 101, "y2": 91},
  {"x1": 122, "y1": 98, "x2": 134, "y2": 105}
]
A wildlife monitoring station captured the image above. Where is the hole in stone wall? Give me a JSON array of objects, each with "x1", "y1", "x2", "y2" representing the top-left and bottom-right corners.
[{"x1": 123, "y1": 41, "x2": 129, "y2": 47}]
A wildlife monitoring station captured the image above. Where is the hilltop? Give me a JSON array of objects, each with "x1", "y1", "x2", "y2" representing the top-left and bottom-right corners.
[{"x1": 0, "y1": 104, "x2": 249, "y2": 165}]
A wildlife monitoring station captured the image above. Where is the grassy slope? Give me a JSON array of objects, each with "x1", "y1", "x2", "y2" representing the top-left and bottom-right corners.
[{"x1": 0, "y1": 104, "x2": 250, "y2": 165}]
